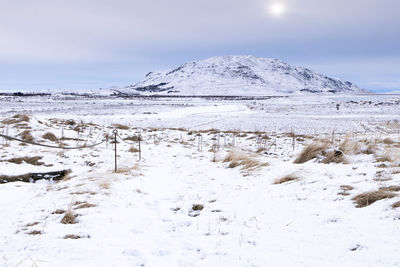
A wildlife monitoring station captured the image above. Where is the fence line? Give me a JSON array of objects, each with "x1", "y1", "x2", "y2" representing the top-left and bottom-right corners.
[{"x1": 0, "y1": 133, "x2": 106, "y2": 150}]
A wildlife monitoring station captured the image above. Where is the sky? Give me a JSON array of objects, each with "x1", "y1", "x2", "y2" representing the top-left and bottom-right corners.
[{"x1": 0, "y1": 0, "x2": 399, "y2": 92}]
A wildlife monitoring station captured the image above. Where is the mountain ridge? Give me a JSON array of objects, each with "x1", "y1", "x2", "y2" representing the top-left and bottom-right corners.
[{"x1": 117, "y1": 55, "x2": 367, "y2": 96}]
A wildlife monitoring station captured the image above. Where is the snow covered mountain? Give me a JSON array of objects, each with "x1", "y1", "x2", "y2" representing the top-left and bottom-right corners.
[{"x1": 118, "y1": 55, "x2": 366, "y2": 96}]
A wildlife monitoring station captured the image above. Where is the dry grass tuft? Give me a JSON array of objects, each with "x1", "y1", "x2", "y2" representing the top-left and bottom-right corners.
[
  {"x1": 99, "y1": 181, "x2": 110, "y2": 190},
  {"x1": 352, "y1": 190, "x2": 397, "y2": 208},
  {"x1": 375, "y1": 152, "x2": 393, "y2": 163},
  {"x1": 112, "y1": 123, "x2": 130, "y2": 130},
  {"x1": 125, "y1": 135, "x2": 140, "y2": 142},
  {"x1": 51, "y1": 209, "x2": 66, "y2": 214},
  {"x1": 273, "y1": 174, "x2": 300, "y2": 184},
  {"x1": 27, "y1": 230, "x2": 42, "y2": 235},
  {"x1": 338, "y1": 185, "x2": 354, "y2": 196},
  {"x1": 61, "y1": 210, "x2": 78, "y2": 224},
  {"x1": 294, "y1": 142, "x2": 329, "y2": 164},
  {"x1": 42, "y1": 132, "x2": 58, "y2": 142},
  {"x1": 383, "y1": 138, "x2": 395, "y2": 145},
  {"x1": 74, "y1": 203, "x2": 96, "y2": 210},
  {"x1": 2, "y1": 114, "x2": 30, "y2": 124},
  {"x1": 379, "y1": 185, "x2": 400, "y2": 192},
  {"x1": 6, "y1": 156, "x2": 45, "y2": 166},
  {"x1": 340, "y1": 185, "x2": 354, "y2": 191},
  {"x1": 223, "y1": 151, "x2": 266, "y2": 170},
  {"x1": 128, "y1": 146, "x2": 139, "y2": 153},
  {"x1": 192, "y1": 204, "x2": 204, "y2": 211},
  {"x1": 392, "y1": 201, "x2": 400, "y2": 209},
  {"x1": 25, "y1": 222, "x2": 39, "y2": 227},
  {"x1": 18, "y1": 130, "x2": 34, "y2": 142},
  {"x1": 321, "y1": 150, "x2": 348, "y2": 164}
]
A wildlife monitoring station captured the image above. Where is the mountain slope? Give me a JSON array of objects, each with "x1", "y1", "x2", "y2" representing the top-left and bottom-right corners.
[{"x1": 118, "y1": 55, "x2": 365, "y2": 96}]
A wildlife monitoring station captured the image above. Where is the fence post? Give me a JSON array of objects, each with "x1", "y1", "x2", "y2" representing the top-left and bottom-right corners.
[
  {"x1": 138, "y1": 133, "x2": 141, "y2": 161},
  {"x1": 113, "y1": 129, "x2": 118, "y2": 172}
]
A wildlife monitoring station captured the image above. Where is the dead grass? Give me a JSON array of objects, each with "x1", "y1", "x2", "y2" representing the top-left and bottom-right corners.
[
  {"x1": 128, "y1": 146, "x2": 139, "y2": 153},
  {"x1": 338, "y1": 185, "x2": 354, "y2": 196},
  {"x1": 379, "y1": 185, "x2": 400, "y2": 192},
  {"x1": 1, "y1": 114, "x2": 30, "y2": 124},
  {"x1": 321, "y1": 150, "x2": 348, "y2": 164},
  {"x1": 18, "y1": 130, "x2": 34, "y2": 142},
  {"x1": 392, "y1": 201, "x2": 400, "y2": 209},
  {"x1": 352, "y1": 189, "x2": 397, "y2": 208},
  {"x1": 42, "y1": 132, "x2": 58, "y2": 142},
  {"x1": 74, "y1": 203, "x2": 96, "y2": 210},
  {"x1": 294, "y1": 142, "x2": 329, "y2": 164},
  {"x1": 25, "y1": 222, "x2": 40, "y2": 227},
  {"x1": 27, "y1": 230, "x2": 42, "y2": 235},
  {"x1": 383, "y1": 138, "x2": 395, "y2": 145},
  {"x1": 375, "y1": 152, "x2": 393, "y2": 163},
  {"x1": 99, "y1": 181, "x2": 110, "y2": 189},
  {"x1": 192, "y1": 204, "x2": 204, "y2": 211},
  {"x1": 273, "y1": 174, "x2": 300, "y2": 184},
  {"x1": 61, "y1": 210, "x2": 78, "y2": 224},
  {"x1": 6, "y1": 156, "x2": 44, "y2": 166},
  {"x1": 340, "y1": 185, "x2": 354, "y2": 191},
  {"x1": 125, "y1": 135, "x2": 140, "y2": 141},
  {"x1": 70, "y1": 191, "x2": 96, "y2": 195},
  {"x1": 223, "y1": 151, "x2": 266, "y2": 170},
  {"x1": 112, "y1": 123, "x2": 130, "y2": 130},
  {"x1": 51, "y1": 209, "x2": 66, "y2": 214}
]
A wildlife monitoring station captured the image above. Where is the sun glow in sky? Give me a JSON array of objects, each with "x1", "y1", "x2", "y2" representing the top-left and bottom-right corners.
[{"x1": 268, "y1": 2, "x2": 287, "y2": 17}]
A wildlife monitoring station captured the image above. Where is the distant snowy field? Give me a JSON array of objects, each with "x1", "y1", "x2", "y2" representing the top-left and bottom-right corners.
[
  {"x1": 0, "y1": 94, "x2": 400, "y2": 266},
  {"x1": 0, "y1": 94, "x2": 399, "y2": 134}
]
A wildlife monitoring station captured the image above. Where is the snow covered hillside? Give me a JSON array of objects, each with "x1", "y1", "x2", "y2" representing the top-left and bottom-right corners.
[{"x1": 118, "y1": 55, "x2": 366, "y2": 96}]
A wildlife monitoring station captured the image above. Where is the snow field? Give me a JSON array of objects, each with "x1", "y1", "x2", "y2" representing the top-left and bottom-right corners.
[{"x1": 1, "y1": 112, "x2": 400, "y2": 266}]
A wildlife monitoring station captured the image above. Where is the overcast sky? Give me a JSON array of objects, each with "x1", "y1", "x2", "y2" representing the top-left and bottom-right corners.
[{"x1": 0, "y1": 0, "x2": 399, "y2": 91}]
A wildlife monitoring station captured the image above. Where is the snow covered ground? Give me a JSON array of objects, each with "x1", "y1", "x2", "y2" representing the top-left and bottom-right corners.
[{"x1": 0, "y1": 94, "x2": 400, "y2": 266}]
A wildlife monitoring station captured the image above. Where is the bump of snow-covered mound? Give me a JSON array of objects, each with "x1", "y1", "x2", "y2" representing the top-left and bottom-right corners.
[{"x1": 118, "y1": 55, "x2": 366, "y2": 96}]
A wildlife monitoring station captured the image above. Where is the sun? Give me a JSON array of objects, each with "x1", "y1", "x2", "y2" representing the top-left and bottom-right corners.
[{"x1": 268, "y1": 2, "x2": 286, "y2": 17}]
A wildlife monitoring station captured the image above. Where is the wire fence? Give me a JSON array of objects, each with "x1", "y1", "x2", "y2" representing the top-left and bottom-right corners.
[{"x1": 0, "y1": 129, "x2": 144, "y2": 173}]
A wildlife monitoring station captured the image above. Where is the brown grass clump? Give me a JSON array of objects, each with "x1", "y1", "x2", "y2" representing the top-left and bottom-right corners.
[
  {"x1": 192, "y1": 204, "x2": 204, "y2": 211},
  {"x1": 18, "y1": 130, "x2": 34, "y2": 142},
  {"x1": 338, "y1": 185, "x2": 354, "y2": 196},
  {"x1": 25, "y1": 222, "x2": 40, "y2": 227},
  {"x1": 27, "y1": 230, "x2": 42, "y2": 235},
  {"x1": 51, "y1": 209, "x2": 66, "y2": 214},
  {"x1": 375, "y1": 152, "x2": 393, "y2": 163},
  {"x1": 321, "y1": 150, "x2": 348, "y2": 164},
  {"x1": 352, "y1": 190, "x2": 397, "y2": 208},
  {"x1": 273, "y1": 174, "x2": 300, "y2": 184},
  {"x1": 42, "y1": 132, "x2": 58, "y2": 142},
  {"x1": 74, "y1": 203, "x2": 96, "y2": 210},
  {"x1": 112, "y1": 123, "x2": 130, "y2": 130},
  {"x1": 383, "y1": 138, "x2": 395, "y2": 145},
  {"x1": 379, "y1": 185, "x2": 400, "y2": 192},
  {"x1": 392, "y1": 201, "x2": 400, "y2": 209},
  {"x1": 340, "y1": 185, "x2": 354, "y2": 191},
  {"x1": 223, "y1": 151, "x2": 266, "y2": 170},
  {"x1": 294, "y1": 142, "x2": 329, "y2": 164},
  {"x1": 125, "y1": 135, "x2": 140, "y2": 142},
  {"x1": 61, "y1": 210, "x2": 78, "y2": 224},
  {"x1": 128, "y1": 146, "x2": 139, "y2": 153},
  {"x1": 6, "y1": 156, "x2": 45, "y2": 166},
  {"x1": 1, "y1": 114, "x2": 30, "y2": 124}
]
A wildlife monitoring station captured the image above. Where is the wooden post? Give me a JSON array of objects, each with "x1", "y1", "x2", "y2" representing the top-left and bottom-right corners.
[
  {"x1": 113, "y1": 129, "x2": 118, "y2": 172},
  {"x1": 138, "y1": 133, "x2": 141, "y2": 161}
]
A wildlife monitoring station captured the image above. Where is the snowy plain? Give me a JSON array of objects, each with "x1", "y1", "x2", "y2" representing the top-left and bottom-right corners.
[{"x1": 0, "y1": 93, "x2": 400, "y2": 266}]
